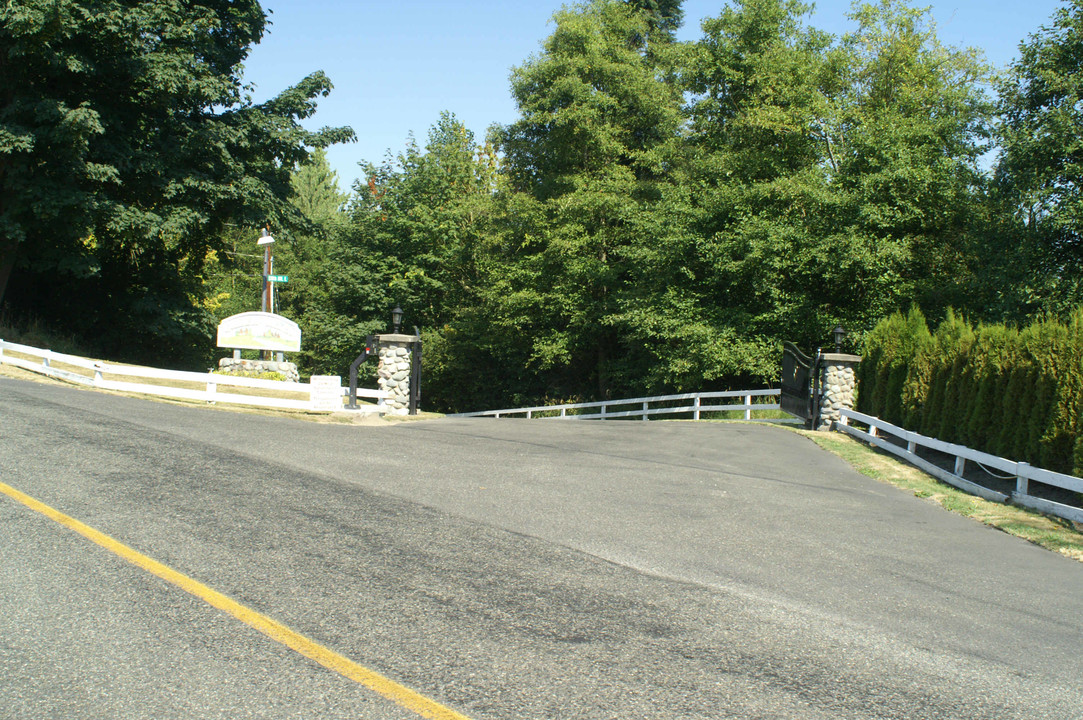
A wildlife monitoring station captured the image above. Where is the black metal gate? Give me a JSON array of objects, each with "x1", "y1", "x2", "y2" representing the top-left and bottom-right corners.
[{"x1": 781, "y1": 342, "x2": 814, "y2": 422}]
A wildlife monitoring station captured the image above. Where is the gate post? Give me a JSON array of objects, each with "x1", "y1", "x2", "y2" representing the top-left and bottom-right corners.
[
  {"x1": 815, "y1": 353, "x2": 861, "y2": 430},
  {"x1": 376, "y1": 331, "x2": 421, "y2": 416}
]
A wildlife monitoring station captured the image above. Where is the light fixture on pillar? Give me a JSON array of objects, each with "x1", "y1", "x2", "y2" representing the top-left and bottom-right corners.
[
  {"x1": 391, "y1": 305, "x2": 404, "y2": 334},
  {"x1": 833, "y1": 324, "x2": 847, "y2": 353}
]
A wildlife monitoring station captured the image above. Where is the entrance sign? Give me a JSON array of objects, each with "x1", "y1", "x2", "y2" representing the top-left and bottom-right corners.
[{"x1": 216, "y1": 312, "x2": 301, "y2": 353}]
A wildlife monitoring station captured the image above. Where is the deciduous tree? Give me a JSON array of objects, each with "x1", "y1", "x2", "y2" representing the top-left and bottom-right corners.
[
  {"x1": 0, "y1": 0, "x2": 352, "y2": 364},
  {"x1": 995, "y1": 0, "x2": 1083, "y2": 314}
]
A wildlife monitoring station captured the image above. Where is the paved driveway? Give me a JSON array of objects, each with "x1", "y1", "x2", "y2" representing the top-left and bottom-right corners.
[{"x1": 2, "y1": 377, "x2": 1081, "y2": 718}]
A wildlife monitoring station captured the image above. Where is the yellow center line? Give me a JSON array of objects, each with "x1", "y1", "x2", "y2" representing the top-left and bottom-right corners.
[{"x1": 0, "y1": 480, "x2": 473, "y2": 720}]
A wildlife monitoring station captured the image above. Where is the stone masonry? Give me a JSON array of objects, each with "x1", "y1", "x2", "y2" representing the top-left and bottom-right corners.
[
  {"x1": 817, "y1": 353, "x2": 861, "y2": 430},
  {"x1": 217, "y1": 357, "x2": 299, "y2": 383},
  {"x1": 376, "y1": 333, "x2": 418, "y2": 416}
]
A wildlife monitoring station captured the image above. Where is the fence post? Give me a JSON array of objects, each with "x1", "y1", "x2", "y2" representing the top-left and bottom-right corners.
[
  {"x1": 527, "y1": 410, "x2": 532, "y2": 419},
  {"x1": 94, "y1": 363, "x2": 104, "y2": 385},
  {"x1": 954, "y1": 456, "x2": 967, "y2": 477},
  {"x1": 694, "y1": 396, "x2": 701, "y2": 421},
  {"x1": 1016, "y1": 462, "x2": 1030, "y2": 497},
  {"x1": 745, "y1": 394, "x2": 753, "y2": 420},
  {"x1": 643, "y1": 401, "x2": 649, "y2": 421},
  {"x1": 601, "y1": 404, "x2": 607, "y2": 419},
  {"x1": 0, "y1": 340, "x2": 4, "y2": 364},
  {"x1": 207, "y1": 379, "x2": 217, "y2": 403},
  {"x1": 42, "y1": 352, "x2": 51, "y2": 370}
]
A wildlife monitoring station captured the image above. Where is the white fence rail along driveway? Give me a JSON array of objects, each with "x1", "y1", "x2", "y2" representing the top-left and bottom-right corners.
[
  {"x1": 839, "y1": 408, "x2": 1083, "y2": 525},
  {"x1": 451, "y1": 389, "x2": 787, "y2": 421},
  {"x1": 0, "y1": 339, "x2": 387, "y2": 413}
]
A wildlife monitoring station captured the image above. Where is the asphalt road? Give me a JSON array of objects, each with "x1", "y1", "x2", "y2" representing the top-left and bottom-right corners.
[{"x1": 2, "y1": 377, "x2": 1082, "y2": 719}]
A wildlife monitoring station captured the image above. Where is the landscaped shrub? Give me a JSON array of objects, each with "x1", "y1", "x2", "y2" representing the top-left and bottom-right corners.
[
  {"x1": 913, "y1": 310, "x2": 972, "y2": 439},
  {"x1": 856, "y1": 307, "x2": 930, "y2": 426},
  {"x1": 962, "y1": 324, "x2": 1017, "y2": 450},
  {"x1": 857, "y1": 308, "x2": 1082, "y2": 476}
]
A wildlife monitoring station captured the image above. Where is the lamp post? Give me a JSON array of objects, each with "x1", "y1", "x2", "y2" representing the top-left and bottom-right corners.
[
  {"x1": 257, "y1": 226, "x2": 275, "y2": 314},
  {"x1": 257, "y1": 226, "x2": 276, "y2": 360},
  {"x1": 833, "y1": 324, "x2": 847, "y2": 353},
  {"x1": 391, "y1": 305, "x2": 404, "y2": 334}
]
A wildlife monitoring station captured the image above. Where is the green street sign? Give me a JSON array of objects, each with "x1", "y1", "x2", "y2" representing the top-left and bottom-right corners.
[{"x1": 266, "y1": 274, "x2": 288, "y2": 283}]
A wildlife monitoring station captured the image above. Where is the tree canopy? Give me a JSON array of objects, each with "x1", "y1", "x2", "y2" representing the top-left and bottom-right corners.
[
  {"x1": 6, "y1": 0, "x2": 1081, "y2": 413},
  {"x1": 0, "y1": 0, "x2": 352, "y2": 363},
  {"x1": 995, "y1": 0, "x2": 1083, "y2": 314}
]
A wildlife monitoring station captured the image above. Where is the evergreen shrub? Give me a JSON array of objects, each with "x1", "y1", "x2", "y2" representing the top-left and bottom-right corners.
[{"x1": 858, "y1": 308, "x2": 1082, "y2": 476}]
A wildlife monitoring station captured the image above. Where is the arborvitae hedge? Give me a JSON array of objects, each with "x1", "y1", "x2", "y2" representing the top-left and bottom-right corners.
[{"x1": 857, "y1": 308, "x2": 1083, "y2": 477}]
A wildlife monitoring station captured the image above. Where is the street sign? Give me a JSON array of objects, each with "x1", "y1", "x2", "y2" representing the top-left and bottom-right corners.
[{"x1": 266, "y1": 274, "x2": 288, "y2": 283}]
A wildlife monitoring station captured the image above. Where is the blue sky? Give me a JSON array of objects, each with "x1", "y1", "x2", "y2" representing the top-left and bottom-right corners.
[{"x1": 241, "y1": 0, "x2": 1067, "y2": 193}]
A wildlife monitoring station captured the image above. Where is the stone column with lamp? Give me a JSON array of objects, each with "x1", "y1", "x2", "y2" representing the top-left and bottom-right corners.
[
  {"x1": 816, "y1": 325, "x2": 861, "y2": 430},
  {"x1": 375, "y1": 305, "x2": 421, "y2": 416}
]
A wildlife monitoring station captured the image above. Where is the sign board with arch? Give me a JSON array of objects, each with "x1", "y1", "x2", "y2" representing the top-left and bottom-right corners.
[{"x1": 216, "y1": 312, "x2": 301, "y2": 353}]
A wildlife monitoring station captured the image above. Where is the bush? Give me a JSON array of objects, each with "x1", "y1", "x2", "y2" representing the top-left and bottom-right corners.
[
  {"x1": 858, "y1": 307, "x2": 1082, "y2": 475},
  {"x1": 856, "y1": 307, "x2": 930, "y2": 425},
  {"x1": 914, "y1": 310, "x2": 973, "y2": 438},
  {"x1": 212, "y1": 369, "x2": 287, "y2": 382}
]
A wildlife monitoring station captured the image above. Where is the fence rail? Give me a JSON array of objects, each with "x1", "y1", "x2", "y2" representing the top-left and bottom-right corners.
[
  {"x1": 451, "y1": 389, "x2": 787, "y2": 422},
  {"x1": 0, "y1": 339, "x2": 387, "y2": 413},
  {"x1": 838, "y1": 408, "x2": 1083, "y2": 525}
]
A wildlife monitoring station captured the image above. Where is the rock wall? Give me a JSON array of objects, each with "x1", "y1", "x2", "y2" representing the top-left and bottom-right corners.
[{"x1": 217, "y1": 357, "x2": 299, "y2": 384}]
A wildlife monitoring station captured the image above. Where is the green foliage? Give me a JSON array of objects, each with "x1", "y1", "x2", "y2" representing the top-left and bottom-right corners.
[
  {"x1": 212, "y1": 369, "x2": 286, "y2": 382},
  {"x1": 995, "y1": 0, "x2": 1083, "y2": 314},
  {"x1": 624, "y1": 0, "x2": 684, "y2": 37},
  {"x1": 912, "y1": 310, "x2": 974, "y2": 438},
  {"x1": 858, "y1": 308, "x2": 1082, "y2": 475},
  {"x1": 7, "y1": 0, "x2": 1082, "y2": 418},
  {"x1": 290, "y1": 149, "x2": 348, "y2": 227},
  {"x1": 496, "y1": 0, "x2": 687, "y2": 400},
  {"x1": 0, "y1": 0, "x2": 353, "y2": 366},
  {"x1": 680, "y1": 0, "x2": 991, "y2": 358},
  {"x1": 856, "y1": 306, "x2": 930, "y2": 424}
]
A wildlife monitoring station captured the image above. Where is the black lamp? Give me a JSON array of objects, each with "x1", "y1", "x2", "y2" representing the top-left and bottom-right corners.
[
  {"x1": 391, "y1": 305, "x2": 404, "y2": 334},
  {"x1": 832, "y1": 324, "x2": 846, "y2": 353}
]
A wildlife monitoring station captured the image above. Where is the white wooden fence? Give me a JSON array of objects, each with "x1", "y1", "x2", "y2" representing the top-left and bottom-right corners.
[
  {"x1": 451, "y1": 389, "x2": 787, "y2": 421},
  {"x1": 838, "y1": 408, "x2": 1083, "y2": 525},
  {"x1": 0, "y1": 339, "x2": 387, "y2": 414}
]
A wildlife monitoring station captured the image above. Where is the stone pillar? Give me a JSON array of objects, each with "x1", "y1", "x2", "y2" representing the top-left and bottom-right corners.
[
  {"x1": 376, "y1": 333, "x2": 419, "y2": 416},
  {"x1": 817, "y1": 353, "x2": 861, "y2": 430}
]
